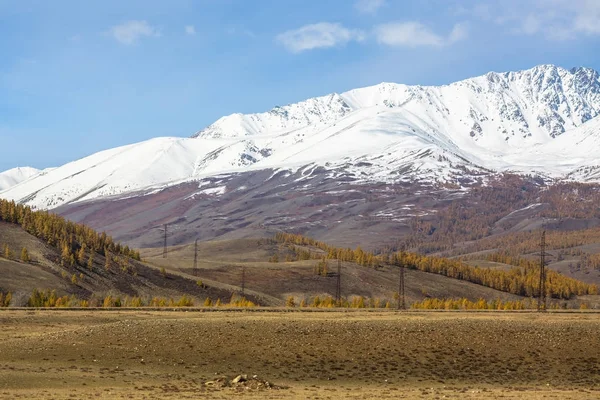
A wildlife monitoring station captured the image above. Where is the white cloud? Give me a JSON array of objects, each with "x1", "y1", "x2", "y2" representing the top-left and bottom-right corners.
[
  {"x1": 465, "y1": 0, "x2": 600, "y2": 40},
  {"x1": 185, "y1": 25, "x2": 196, "y2": 35},
  {"x1": 355, "y1": 0, "x2": 386, "y2": 14},
  {"x1": 518, "y1": 15, "x2": 542, "y2": 36},
  {"x1": 374, "y1": 22, "x2": 468, "y2": 47},
  {"x1": 448, "y1": 22, "x2": 469, "y2": 43},
  {"x1": 570, "y1": 0, "x2": 600, "y2": 35},
  {"x1": 276, "y1": 23, "x2": 365, "y2": 53},
  {"x1": 109, "y1": 20, "x2": 160, "y2": 45}
]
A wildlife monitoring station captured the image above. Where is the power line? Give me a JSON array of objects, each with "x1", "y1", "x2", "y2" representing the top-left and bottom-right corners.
[
  {"x1": 397, "y1": 244, "x2": 406, "y2": 310},
  {"x1": 538, "y1": 230, "x2": 548, "y2": 312},
  {"x1": 163, "y1": 223, "x2": 168, "y2": 258},
  {"x1": 155, "y1": 224, "x2": 169, "y2": 258},
  {"x1": 398, "y1": 262, "x2": 406, "y2": 310},
  {"x1": 241, "y1": 266, "x2": 246, "y2": 298},
  {"x1": 193, "y1": 238, "x2": 198, "y2": 276},
  {"x1": 335, "y1": 258, "x2": 342, "y2": 305}
]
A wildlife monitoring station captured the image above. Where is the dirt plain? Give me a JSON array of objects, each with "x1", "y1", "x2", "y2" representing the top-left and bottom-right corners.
[{"x1": 0, "y1": 310, "x2": 599, "y2": 399}]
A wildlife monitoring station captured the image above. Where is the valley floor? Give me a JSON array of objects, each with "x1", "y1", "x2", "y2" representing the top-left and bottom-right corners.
[{"x1": 0, "y1": 310, "x2": 598, "y2": 399}]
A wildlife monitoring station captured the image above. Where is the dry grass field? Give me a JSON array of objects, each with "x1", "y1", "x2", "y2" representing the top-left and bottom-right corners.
[{"x1": 0, "y1": 310, "x2": 599, "y2": 399}]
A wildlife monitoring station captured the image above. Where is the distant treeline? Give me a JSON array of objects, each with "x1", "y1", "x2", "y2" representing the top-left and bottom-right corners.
[
  {"x1": 449, "y1": 228, "x2": 600, "y2": 258},
  {"x1": 450, "y1": 229, "x2": 600, "y2": 273},
  {"x1": 411, "y1": 297, "x2": 591, "y2": 310},
  {"x1": 273, "y1": 232, "x2": 598, "y2": 299},
  {"x1": 22, "y1": 289, "x2": 255, "y2": 308},
  {"x1": 404, "y1": 176, "x2": 600, "y2": 254},
  {"x1": 0, "y1": 198, "x2": 140, "y2": 267}
]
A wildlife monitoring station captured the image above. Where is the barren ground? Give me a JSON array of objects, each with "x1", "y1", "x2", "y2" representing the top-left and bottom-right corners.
[{"x1": 0, "y1": 310, "x2": 599, "y2": 399}]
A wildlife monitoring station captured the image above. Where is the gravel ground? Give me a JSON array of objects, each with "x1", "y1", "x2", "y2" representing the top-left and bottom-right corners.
[{"x1": 0, "y1": 310, "x2": 598, "y2": 399}]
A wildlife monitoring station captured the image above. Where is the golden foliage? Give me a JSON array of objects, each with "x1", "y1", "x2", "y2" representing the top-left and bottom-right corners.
[
  {"x1": 274, "y1": 232, "x2": 597, "y2": 300},
  {"x1": 0, "y1": 291, "x2": 11, "y2": 307},
  {"x1": 0, "y1": 199, "x2": 141, "y2": 267}
]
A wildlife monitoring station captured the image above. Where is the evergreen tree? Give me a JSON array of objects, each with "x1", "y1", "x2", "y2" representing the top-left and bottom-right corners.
[
  {"x1": 77, "y1": 244, "x2": 86, "y2": 265},
  {"x1": 286, "y1": 296, "x2": 296, "y2": 307},
  {"x1": 3, "y1": 244, "x2": 12, "y2": 259},
  {"x1": 20, "y1": 247, "x2": 30, "y2": 262}
]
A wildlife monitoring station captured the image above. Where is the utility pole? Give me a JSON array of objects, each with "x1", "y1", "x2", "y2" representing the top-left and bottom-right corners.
[
  {"x1": 241, "y1": 266, "x2": 246, "y2": 298},
  {"x1": 163, "y1": 223, "x2": 168, "y2": 258},
  {"x1": 335, "y1": 258, "x2": 342, "y2": 305},
  {"x1": 193, "y1": 238, "x2": 198, "y2": 276},
  {"x1": 398, "y1": 263, "x2": 406, "y2": 310},
  {"x1": 155, "y1": 224, "x2": 170, "y2": 258},
  {"x1": 538, "y1": 230, "x2": 547, "y2": 312},
  {"x1": 397, "y1": 244, "x2": 406, "y2": 310}
]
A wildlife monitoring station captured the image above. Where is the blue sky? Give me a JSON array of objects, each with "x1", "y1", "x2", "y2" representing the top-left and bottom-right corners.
[{"x1": 1, "y1": 0, "x2": 600, "y2": 171}]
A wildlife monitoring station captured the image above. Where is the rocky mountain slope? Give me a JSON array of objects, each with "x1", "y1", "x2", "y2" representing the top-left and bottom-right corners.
[{"x1": 2, "y1": 64, "x2": 600, "y2": 210}]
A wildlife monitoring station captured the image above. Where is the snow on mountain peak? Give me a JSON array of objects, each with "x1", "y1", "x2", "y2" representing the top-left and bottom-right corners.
[
  {"x1": 3, "y1": 64, "x2": 600, "y2": 210},
  {"x1": 194, "y1": 64, "x2": 600, "y2": 145},
  {"x1": 0, "y1": 167, "x2": 41, "y2": 191},
  {"x1": 193, "y1": 92, "x2": 352, "y2": 139}
]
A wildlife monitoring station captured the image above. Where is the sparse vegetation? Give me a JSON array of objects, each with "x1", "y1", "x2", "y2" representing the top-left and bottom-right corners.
[
  {"x1": 228, "y1": 294, "x2": 256, "y2": 307},
  {"x1": 286, "y1": 296, "x2": 296, "y2": 307},
  {"x1": 405, "y1": 176, "x2": 600, "y2": 253},
  {"x1": 0, "y1": 199, "x2": 141, "y2": 268},
  {"x1": 3, "y1": 244, "x2": 12, "y2": 259},
  {"x1": 1, "y1": 311, "x2": 599, "y2": 399},
  {"x1": 20, "y1": 247, "x2": 29, "y2": 262},
  {"x1": 27, "y1": 289, "x2": 86, "y2": 308},
  {"x1": 411, "y1": 297, "x2": 528, "y2": 310},
  {"x1": 410, "y1": 297, "x2": 593, "y2": 310},
  {"x1": 274, "y1": 232, "x2": 598, "y2": 299},
  {"x1": 313, "y1": 258, "x2": 328, "y2": 276},
  {"x1": 20, "y1": 289, "x2": 204, "y2": 308},
  {"x1": 0, "y1": 291, "x2": 11, "y2": 307}
]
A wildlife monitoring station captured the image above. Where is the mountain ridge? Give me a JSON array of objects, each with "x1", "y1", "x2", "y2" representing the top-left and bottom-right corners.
[
  {"x1": 195, "y1": 64, "x2": 600, "y2": 143},
  {"x1": 2, "y1": 64, "x2": 600, "y2": 210},
  {"x1": 0, "y1": 167, "x2": 41, "y2": 191}
]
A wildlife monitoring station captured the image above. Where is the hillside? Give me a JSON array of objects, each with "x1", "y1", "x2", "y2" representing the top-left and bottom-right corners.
[
  {"x1": 2, "y1": 196, "x2": 598, "y2": 309},
  {"x1": 0, "y1": 200, "x2": 249, "y2": 307},
  {"x1": 141, "y1": 235, "x2": 600, "y2": 309}
]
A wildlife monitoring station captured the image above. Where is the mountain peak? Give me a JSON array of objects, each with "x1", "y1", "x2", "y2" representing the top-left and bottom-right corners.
[
  {"x1": 4, "y1": 64, "x2": 600, "y2": 210},
  {"x1": 0, "y1": 166, "x2": 41, "y2": 192}
]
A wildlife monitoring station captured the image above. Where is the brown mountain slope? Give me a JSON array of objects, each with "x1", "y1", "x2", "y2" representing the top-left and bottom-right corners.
[
  {"x1": 142, "y1": 238, "x2": 599, "y2": 308},
  {"x1": 0, "y1": 221, "x2": 247, "y2": 306}
]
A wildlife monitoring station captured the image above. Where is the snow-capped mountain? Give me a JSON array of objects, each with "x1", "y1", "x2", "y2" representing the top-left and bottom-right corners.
[
  {"x1": 0, "y1": 167, "x2": 41, "y2": 191},
  {"x1": 197, "y1": 65, "x2": 600, "y2": 144},
  {"x1": 2, "y1": 64, "x2": 600, "y2": 210}
]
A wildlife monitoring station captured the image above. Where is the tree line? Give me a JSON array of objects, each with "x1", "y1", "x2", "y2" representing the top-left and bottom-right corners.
[
  {"x1": 411, "y1": 297, "x2": 591, "y2": 310},
  {"x1": 273, "y1": 232, "x2": 598, "y2": 299},
  {"x1": 0, "y1": 198, "x2": 140, "y2": 269},
  {"x1": 23, "y1": 289, "x2": 256, "y2": 308},
  {"x1": 400, "y1": 175, "x2": 600, "y2": 255}
]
